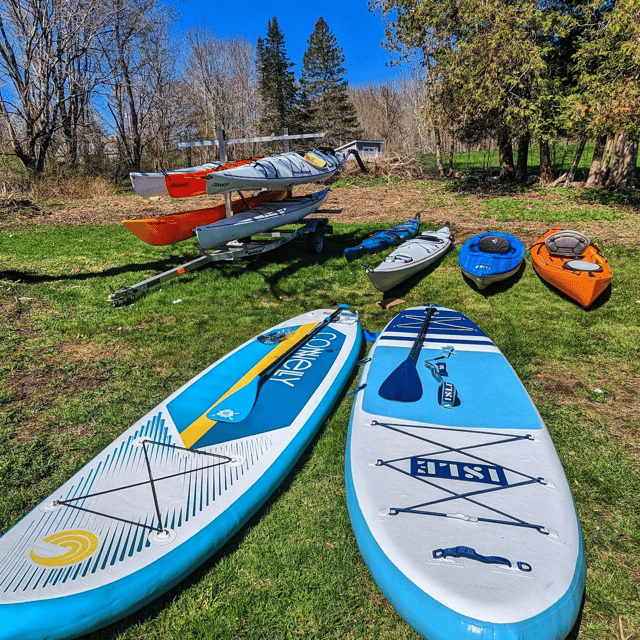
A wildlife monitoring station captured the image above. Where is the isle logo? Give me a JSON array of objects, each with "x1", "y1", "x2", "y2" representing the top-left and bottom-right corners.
[{"x1": 29, "y1": 530, "x2": 99, "y2": 567}]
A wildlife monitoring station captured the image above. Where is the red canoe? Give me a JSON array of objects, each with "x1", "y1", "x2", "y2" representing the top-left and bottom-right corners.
[{"x1": 123, "y1": 190, "x2": 288, "y2": 246}]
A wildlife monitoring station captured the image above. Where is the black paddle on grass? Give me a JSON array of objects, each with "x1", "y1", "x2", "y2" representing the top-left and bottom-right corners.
[{"x1": 378, "y1": 304, "x2": 436, "y2": 402}]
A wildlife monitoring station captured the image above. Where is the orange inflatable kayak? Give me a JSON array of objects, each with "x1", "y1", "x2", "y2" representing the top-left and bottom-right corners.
[
  {"x1": 531, "y1": 227, "x2": 612, "y2": 307},
  {"x1": 123, "y1": 190, "x2": 288, "y2": 246},
  {"x1": 164, "y1": 157, "x2": 262, "y2": 198}
]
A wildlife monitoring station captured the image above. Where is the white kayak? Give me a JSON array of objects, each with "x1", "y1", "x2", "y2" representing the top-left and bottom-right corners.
[
  {"x1": 195, "y1": 189, "x2": 329, "y2": 250},
  {"x1": 205, "y1": 149, "x2": 346, "y2": 195},
  {"x1": 346, "y1": 305, "x2": 585, "y2": 640},
  {"x1": 364, "y1": 225, "x2": 453, "y2": 292},
  {"x1": 0, "y1": 307, "x2": 362, "y2": 640},
  {"x1": 130, "y1": 161, "x2": 222, "y2": 198}
]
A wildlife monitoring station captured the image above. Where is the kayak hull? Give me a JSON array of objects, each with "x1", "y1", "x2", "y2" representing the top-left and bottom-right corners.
[
  {"x1": 122, "y1": 190, "x2": 288, "y2": 245},
  {"x1": 531, "y1": 227, "x2": 612, "y2": 307},
  {"x1": 195, "y1": 189, "x2": 329, "y2": 250},
  {"x1": 129, "y1": 158, "x2": 261, "y2": 199},
  {"x1": 205, "y1": 149, "x2": 346, "y2": 195},
  {"x1": 344, "y1": 217, "x2": 421, "y2": 263},
  {"x1": 365, "y1": 226, "x2": 452, "y2": 292},
  {"x1": 458, "y1": 232, "x2": 525, "y2": 290}
]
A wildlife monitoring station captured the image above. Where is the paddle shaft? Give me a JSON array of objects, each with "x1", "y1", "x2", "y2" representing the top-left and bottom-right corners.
[
  {"x1": 257, "y1": 305, "x2": 347, "y2": 384},
  {"x1": 407, "y1": 305, "x2": 436, "y2": 364}
]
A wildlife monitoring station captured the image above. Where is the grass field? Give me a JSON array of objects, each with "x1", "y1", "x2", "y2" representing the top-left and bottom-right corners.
[
  {"x1": 0, "y1": 179, "x2": 639, "y2": 639},
  {"x1": 418, "y1": 140, "x2": 640, "y2": 184}
]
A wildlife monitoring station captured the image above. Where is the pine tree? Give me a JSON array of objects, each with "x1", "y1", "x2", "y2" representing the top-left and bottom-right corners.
[
  {"x1": 300, "y1": 17, "x2": 363, "y2": 147},
  {"x1": 256, "y1": 17, "x2": 298, "y2": 137}
]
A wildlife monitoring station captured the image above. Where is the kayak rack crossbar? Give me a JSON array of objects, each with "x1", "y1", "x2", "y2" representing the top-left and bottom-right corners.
[{"x1": 108, "y1": 218, "x2": 332, "y2": 306}]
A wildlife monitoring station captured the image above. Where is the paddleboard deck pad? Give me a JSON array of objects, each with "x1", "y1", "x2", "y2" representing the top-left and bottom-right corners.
[
  {"x1": 0, "y1": 308, "x2": 362, "y2": 640},
  {"x1": 346, "y1": 305, "x2": 585, "y2": 639}
]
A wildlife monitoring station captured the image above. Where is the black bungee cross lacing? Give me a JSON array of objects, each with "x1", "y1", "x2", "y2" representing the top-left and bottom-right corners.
[
  {"x1": 372, "y1": 420, "x2": 550, "y2": 535},
  {"x1": 53, "y1": 439, "x2": 235, "y2": 534}
]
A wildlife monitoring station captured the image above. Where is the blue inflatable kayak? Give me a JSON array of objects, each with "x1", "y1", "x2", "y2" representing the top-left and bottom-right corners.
[
  {"x1": 344, "y1": 215, "x2": 420, "y2": 263},
  {"x1": 458, "y1": 231, "x2": 525, "y2": 289},
  {"x1": 0, "y1": 308, "x2": 362, "y2": 640}
]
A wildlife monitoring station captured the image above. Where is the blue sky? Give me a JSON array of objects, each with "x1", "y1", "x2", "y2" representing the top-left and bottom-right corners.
[{"x1": 175, "y1": 0, "x2": 401, "y2": 86}]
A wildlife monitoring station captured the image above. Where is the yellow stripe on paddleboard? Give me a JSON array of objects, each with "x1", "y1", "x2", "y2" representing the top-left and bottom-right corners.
[{"x1": 180, "y1": 322, "x2": 318, "y2": 449}]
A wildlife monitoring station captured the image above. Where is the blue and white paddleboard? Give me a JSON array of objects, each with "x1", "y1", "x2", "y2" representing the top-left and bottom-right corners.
[
  {"x1": 458, "y1": 231, "x2": 525, "y2": 289},
  {"x1": 346, "y1": 305, "x2": 585, "y2": 640},
  {"x1": 0, "y1": 308, "x2": 362, "y2": 640}
]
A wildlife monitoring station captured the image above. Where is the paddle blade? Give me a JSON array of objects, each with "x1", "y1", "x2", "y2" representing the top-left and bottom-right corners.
[
  {"x1": 378, "y1": 357, "x2": 423, "y2": 402},
  {"x1": 206, "y1": 376, "x2": 260, "y2": 423}
]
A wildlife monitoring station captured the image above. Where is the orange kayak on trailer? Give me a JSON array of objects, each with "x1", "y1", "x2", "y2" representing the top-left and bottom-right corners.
[
  {"x1": 164, "y1": 157, "x2": 262, "y2": 198},
  {"x1": 123, "y1": 190, "x2": 288, "y2": 246},
  {"x1": 531, "y1": 227, "x2": 612, "y2": 308}
]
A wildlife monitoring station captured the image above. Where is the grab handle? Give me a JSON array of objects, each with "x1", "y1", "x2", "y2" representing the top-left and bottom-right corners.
[
  {"x1": 433, "y1": 545, "x2": 506, "y2": 566},
  {"x1": 433, "y1": 546, "x2": 532, "y2": 572}
]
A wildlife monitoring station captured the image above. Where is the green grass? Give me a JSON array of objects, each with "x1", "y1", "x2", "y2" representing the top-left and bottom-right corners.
[
  {"x1": 418, "y1": 139, "x2": 640, "y2": 179},
  {"x1": 481, "y1": 195, "x2": 628, "y2": 223},
  {"x1": 0, "y1": 205, "x2": 639, "y2": 639}
]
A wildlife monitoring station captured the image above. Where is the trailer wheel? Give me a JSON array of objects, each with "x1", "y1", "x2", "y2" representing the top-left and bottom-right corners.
[{"x1": 307, "y1": 230, "x2": 325, "y2": 254}]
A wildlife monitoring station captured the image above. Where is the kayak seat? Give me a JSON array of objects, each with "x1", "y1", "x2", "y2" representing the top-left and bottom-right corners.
[
  {"x1": 478, "y1": 235, "x2": 511, "y2": 254},
  {"x1": 545, "y1": 230, "x2": 590, "y2": 258}
]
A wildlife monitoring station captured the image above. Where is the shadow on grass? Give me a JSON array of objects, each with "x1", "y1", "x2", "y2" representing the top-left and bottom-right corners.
[
  {"x1": 76, "y1": 342, "x2": 366, "y2": 640},
  {"x1": 0, "y1": 221, "x2": 442, "y2": 305},
  {"x1": 0, "y1": 255, "x2": 195, "y2": 285},
  {"x1": 577, "y1": 187, "x2": 640, "y2": 210}
]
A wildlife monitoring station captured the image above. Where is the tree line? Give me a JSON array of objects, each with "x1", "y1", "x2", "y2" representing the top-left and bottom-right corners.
[
  {"x1": 2, "y1": 0, "x2": 637, "y2": 190},
  {"x1": 0, "y1": 2, "x2": 363, "y2": 179},
  {"x1": 371, "y1": 0, "x2": 639, "y2": 189}
]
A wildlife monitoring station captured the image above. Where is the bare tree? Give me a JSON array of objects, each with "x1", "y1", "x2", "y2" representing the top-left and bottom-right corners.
[
  {"x1": 350, "y1": 68, "x2": 435, "y2": 158},
  {"x1": 0, "y1": 0, "x2": 105, "y2": 175},
  {"x1": 179, "y1": 27, "x2": 260, "y2": 161},
  {"x1": 97, "y1": 0, "x2": 177, "y2": 174}
]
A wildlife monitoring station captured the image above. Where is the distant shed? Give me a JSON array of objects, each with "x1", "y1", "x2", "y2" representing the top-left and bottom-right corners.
[{"x1": 336, "y1": 140, "x2": 384, "y2": 159}]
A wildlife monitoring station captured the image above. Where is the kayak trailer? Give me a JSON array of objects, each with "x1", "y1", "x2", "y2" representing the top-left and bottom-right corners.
[{"x1": 108, "y1": 216, "x2": 333, "y2": 306}]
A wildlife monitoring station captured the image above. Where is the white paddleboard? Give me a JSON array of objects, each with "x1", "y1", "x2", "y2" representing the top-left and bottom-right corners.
[
  {"x1": 346, "y1": 305, "x2": 585, "y2": 639},
  {"x1": 0, "y1": 308, "x2": 362, "y2": 640}
]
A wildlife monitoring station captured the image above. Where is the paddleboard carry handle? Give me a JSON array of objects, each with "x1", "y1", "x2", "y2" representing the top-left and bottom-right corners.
[{"x1": 433, "y1": 546, "x2": 532, "y2": 571}]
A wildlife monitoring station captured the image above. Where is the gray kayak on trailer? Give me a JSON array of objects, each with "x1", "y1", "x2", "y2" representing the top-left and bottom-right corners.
[
  {"x1": 205, "y1": 149, "x2": 346, "y2": 195},
  {"x1": 195, "y1": 189, "x2": 329, "y2": 250},
  {"x1": 365, "y1": 225, "x2": 453, "y2": 292}
]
